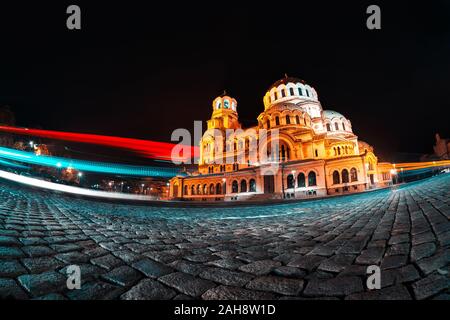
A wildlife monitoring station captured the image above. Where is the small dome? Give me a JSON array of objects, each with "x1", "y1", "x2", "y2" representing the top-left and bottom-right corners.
[
  {"x1": 323, "y1": 110, "x2": 353, "y2": 133},
  {"x1": 323, "y1": 110, "x2": 346, "y2": 120}
]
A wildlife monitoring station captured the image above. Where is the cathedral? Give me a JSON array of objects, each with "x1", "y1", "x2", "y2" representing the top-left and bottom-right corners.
[{"x1": 169, "y1": 76, "x2": 393, "y2": 201}]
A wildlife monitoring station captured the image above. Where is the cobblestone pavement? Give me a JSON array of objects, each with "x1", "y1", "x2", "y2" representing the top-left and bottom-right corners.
[{"x1": 0, "y1": 175, "x2": 449, "y2": 300}]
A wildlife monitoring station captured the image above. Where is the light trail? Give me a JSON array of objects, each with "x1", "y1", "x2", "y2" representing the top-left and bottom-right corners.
[
  {"x1": 0, "y1": 169, "x2": 161, "y2": 202},
  {"x1": 0, "y1": 146, "x2": 181, "y2": 178},
  {"x1": 0, "y1": 159, "x2": 29, "y2": 169},
  {"x1": 0, "y1": 125, "x2": 199, "y2": 161}
]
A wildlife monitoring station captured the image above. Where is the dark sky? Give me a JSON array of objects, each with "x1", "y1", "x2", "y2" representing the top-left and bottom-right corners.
[{"x1": 0, "y1": 1, "x2": 449, "y2": 161}]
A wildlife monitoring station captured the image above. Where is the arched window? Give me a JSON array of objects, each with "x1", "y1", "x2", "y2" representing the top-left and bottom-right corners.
[
  {"x1": 216, "y1": 183, "x2": 222, "y2": 194},
  {"x1": 240, "y1": 180, "x2": 247, "y2": 193},
  {"x1": 342, "y1": 123, "x2": 346, "y2": 131},
  {"x1": 197, "y1": 184, "x2": 201, "y2": 195},
  {"x1": 308, "y1": 171, "x2": 317, "y2": 186},
  {"x1": 333, "y1": 170, "x2": 340, "y2": 185},
  {"x1": 337, "y1": 147, "x2": 341, "y2": 155},
  {"x1": 298, "y1": 87, "x2": 302, "y2": 95},
  {"x1": 232, "y1": 180, "x2": 239, "y2": 193},
  {"x1": 184, "y1": 185, "x2": 188, "y2": 195},
  {"x1": 285, "y1": 115, "x2": 290, "y2": 125},
  {"x1": 281, "y1": 144, "x2": 290, "y2": 161},
  {"x1": 266, "y1": 119, "x2": 270, "y2": 129},
  {"x1": 350, "y1": 168, "x2": 358, "y2": 182},
  {"x1": 287, "y1": 174, "x2": 294, "y2": 189},
  {"x1": 203, "y1": 184, "x2": 208, "y2": 195},
  {"x1": 306, "y1": 89, "x2": 310, "y2": 97},
  {"x1": 345, "y1": 146, "x2": 348, "y2": 154},
  {"x1": 209, "y1": 184, "x2": 215, "y2": 194},
  {"x1": 249, "y1": 179, "x2": 256, "y2": 192},
  {"x1": 191, "y1": 185, "x2": 195, "y2": 195},
  {"x1": 334, "y1": 147, "x2": 337, "y2": 156},
  {"x1": 295, "y1": 115, "x2": 300, "y2": 124},
  {"x1": 326, "y1": 123, "x2": 331, "y2": 131},
  {"x1": 275, "y1": 116, "x2": 280, "y2": 126},
  {"x1": 342, "y1": 169, "x2": 349, "y2": 183},
  {"x1": 281, "y1": 89, "x2": 286, "y2": 98},
  {"x1": 289, "y1": 88, "x2": 295, "y2": 96},
  {"x1": 274, "y1": 92, "x2": 278, "y2": 100},
  {"x1": 297, "y1": 173, "x2": 306, "y2": 187},
  {"x1": 335, "y1": 123, "x2": 339, "y2": 131}
]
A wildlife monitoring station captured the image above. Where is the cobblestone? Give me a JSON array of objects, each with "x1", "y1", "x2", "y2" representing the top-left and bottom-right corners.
[{"x1": 0, "y1": 174, "x2": 449, "y2": 299}]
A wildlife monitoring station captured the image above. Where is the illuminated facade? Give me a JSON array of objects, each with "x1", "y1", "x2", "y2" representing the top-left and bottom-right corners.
[{"x1": 170, "y1": 76, "x2": 393, "y2": 201}]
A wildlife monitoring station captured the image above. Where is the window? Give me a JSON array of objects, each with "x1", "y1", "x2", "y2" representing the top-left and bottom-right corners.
[
  {"x1": 298, "y1": 87, "x2": 302, "y2": 95},
  {"x1": 335, "y1": 123, "x2": 339, "y2": 131},
  {"x1": 333, "y1": 170, "x2": 340, "y2": 185},
  {"x1": 232, "y1": 180, "x2": 239, "y2": 193},
  {"x1": 296, "y1": 115, "x2": 300, "y2": 124},
  {"x1": 308, "y1": 171, "x2": 317, "y2": 186},
  {"x1": 315, "y1": 149, "x2": 318, "y2": 157},
  {"x1": 281, "y1": 89, "x2": 286, "y2": 98},
  {"x1": 249, "y1": 179, "x2": 256, "y2": 192},
  {"x1": 216, "y1": 183, "x2": 222, "y2": 194},
  {"x1": 274, "y1": 92, "x2": 278, "y2": 100},
  {"x1": 197, "y1": 184, "x2": 201, "y2": 195},
  {"x1": 342, "y1": 123, "x2": 346, "y2": 131},
  {"x1": 209, "y1": 184, "x2": 215, "y2": 194},
  {"x1": 191, "y1": 185, "x2": 195, "y2": 195},
  {"x1": 351, "y1": 168, "x2": 358, "y2": 182},
  {"x1": 286, "y1": 115, "x2": 290, "y2": 124},
  {"x1": 337, "y1": 147, "x2": 341, "y2": 155},
  {"x1": 289, "y1": 88, "x2": 295, "y2": 96},
  {"x1": 297, "y1": 173, "x2": 306, "y2": 187},
  {"x1": 287, "y1": 174, "x2": 294, "y2": 189},
  {"x1": 342, "y1": 169, "x2": 349, "y2": 183},
  {"x1": 203, "y1": 184, "x2": 208, "y2": 195},
  {"x1": 326, "y1": 123, "x2": 331, "y2": 131},
  {"x1": 240, "y1": 180, "x2": 247, "y2": 193},
  {"x1": 184, "y1": 185, "x2": 188, "y2": 195},
  {"x1": 275, "y1": 116, "x2": 280, "y2": 126}
]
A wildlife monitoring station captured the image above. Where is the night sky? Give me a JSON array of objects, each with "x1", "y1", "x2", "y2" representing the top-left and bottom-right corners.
[{"x1": 0, "y1": 1, "x2": 449, "y2": 162}]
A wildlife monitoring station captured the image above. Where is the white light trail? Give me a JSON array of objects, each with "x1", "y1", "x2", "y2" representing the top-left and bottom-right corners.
[{"x1": 0, "y1": 169, "x2": 158, "y2": 202}]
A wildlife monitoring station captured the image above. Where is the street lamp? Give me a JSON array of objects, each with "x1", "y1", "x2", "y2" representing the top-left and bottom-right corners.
[{"x1": 390, "y1": 169, "x2": 398, "y2": 184}]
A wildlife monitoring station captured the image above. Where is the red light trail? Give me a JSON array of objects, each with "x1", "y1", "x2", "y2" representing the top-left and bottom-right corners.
[{"x1": 0, "y1": 126, "x2": 198, "y2": 162}]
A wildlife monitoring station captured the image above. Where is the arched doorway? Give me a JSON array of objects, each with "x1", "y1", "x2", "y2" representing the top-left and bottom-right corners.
[{"x1": 264, "y1": 174, "x2": 275, "y2": 194}]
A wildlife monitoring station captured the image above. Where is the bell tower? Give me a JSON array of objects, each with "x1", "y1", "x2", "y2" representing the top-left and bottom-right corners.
[{"x1": 208, "y1": 92, "x2": 241, "y2": 130}]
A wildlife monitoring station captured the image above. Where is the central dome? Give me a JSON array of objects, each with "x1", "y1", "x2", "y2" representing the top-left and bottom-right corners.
[
  {"x1": 263, "y1": 76, "x2": 319, "y2": 110},
  {"x1": 268, "y1": 76, "x2": 307, "y2": 90}
]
